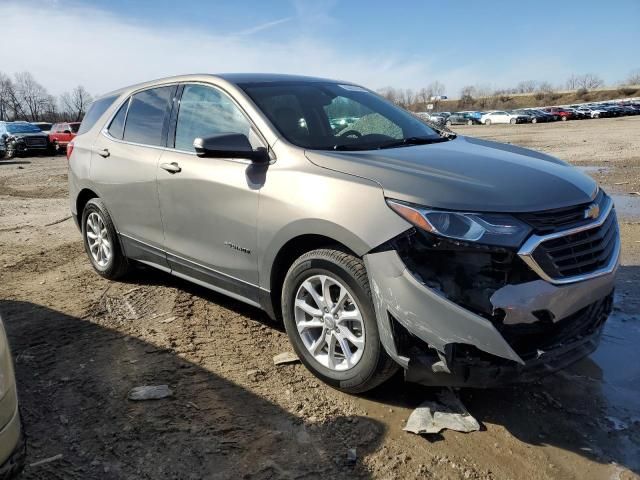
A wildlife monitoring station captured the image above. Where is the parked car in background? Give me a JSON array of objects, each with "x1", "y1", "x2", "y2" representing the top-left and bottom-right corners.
[
  {"x1": 0, "y1": 315, "x2": 26, "y2": 478},
  {"x1": 573, "y1": 105, "x2": 608, "y2": 118},
  {"x1": 563, "y1": 108, "x2": 589, "y2": 120},
  {"x1": 514, "y1": 109, "x2": 552, "y2": 123},
  {"x1": 480, "y1": 110, "x2": 528, "y2": 125},
  {"x1": 427, "y1": 112, "x2": 449, "y2": 124},
  {"x1": 31, "y1": 122, "x2": 53, "y2": 134},
  {"x1": 445, "y1": 112, "x2": 482, "y2": 125},
  {"x1": 69, "y1": 73, "x2": 619, "y2": 392},
  {"x1": 542, "y1": 107, "x2": 574, "y2": 121},
  {"x1": 0, "y1": 121, "x2": 49, "y2": 158},
  {"x1": 49, "y1": 122, "x2": 81, "y2": 153}
]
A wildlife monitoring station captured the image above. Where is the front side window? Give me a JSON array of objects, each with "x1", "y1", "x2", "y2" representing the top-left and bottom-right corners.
[
  {"x1": 242, "y1": 82, "x2": 441, "y2": 150},
  {"x1": 174, "y1": 84, "x2": 251, "y2": 152},
  {"x1": 123, "y1": 86, "x2": 174, "y2": 146}
]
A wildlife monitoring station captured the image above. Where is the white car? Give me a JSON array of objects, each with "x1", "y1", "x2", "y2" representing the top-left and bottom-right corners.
[
  {"x1": 480, "y1": 111, "x2": 526, "y2": 125},
  {"x1": 576, "y1": 107, "x2": 606, "y2": 118}
]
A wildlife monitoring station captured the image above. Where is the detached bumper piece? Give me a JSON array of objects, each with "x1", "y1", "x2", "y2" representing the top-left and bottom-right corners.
[{"x1": 365, "y1": 220, "x2": 618, "y2": 387}]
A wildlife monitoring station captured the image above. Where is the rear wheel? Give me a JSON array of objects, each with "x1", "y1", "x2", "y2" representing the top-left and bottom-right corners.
[
  {"x1": 531, "y1": 117, "x2": 537, "y2": 124},
  {"x1": 281, "y1": 248, "x2": 398, "y2": 393},
  {"x1": 485, "y1": 119, "x2": 491, "y2": 126},
  {"x1": 561, "y1": 116, "x2": 568, "y2": 121},
  {"x1": 82, "y1": 198, "x2": 130, "y2": 279},
  {"x1": 510, "y1": 118, "x2": 517, "y2": 124},
  {"x1": 445, "y1": 120, "x2": 452, "y2": 126},
  {"x1": 467, "y1": 119, "x2": 473, "y2": 125}
]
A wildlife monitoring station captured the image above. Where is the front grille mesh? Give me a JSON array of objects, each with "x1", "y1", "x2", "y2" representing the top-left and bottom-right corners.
[
  {"x1": 25, "y1": 136, "x2": 47, "y2": 147},
  {"x1": 518, "y1": 190, "x2": 604, "y2": 234},
  {"x1": 531, "y1": 209, "x2": 618, "y2": 279}
]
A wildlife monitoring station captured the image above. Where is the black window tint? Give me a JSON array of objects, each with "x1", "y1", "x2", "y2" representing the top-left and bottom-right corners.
[
  {"x1": 108, "y1": 100, "x2": 129, "y2": 140},
  {"x1": 78, "y1": 95, "x2": 118, "y2": 135},
  {"x1": 123, "y1": 87, "x2": 174, "y2": 146},
  {"x1": 174, "y1": 84, "x2": 251, "y2": 152}
]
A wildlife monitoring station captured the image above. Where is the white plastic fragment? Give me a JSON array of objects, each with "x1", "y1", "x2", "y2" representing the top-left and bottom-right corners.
[
  {"x1": 128, "y1": 385, "x2": 173, "y2": 401},
  {"x1": 403, "y1": 389, "x2": 480, "y2": 435},
  {"x1": 273, "y1": 351, "x2": 299, "y2": 365}
]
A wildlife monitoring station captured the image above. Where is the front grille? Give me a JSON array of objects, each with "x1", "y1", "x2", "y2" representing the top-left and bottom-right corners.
[
  {"x1": 497, "y1": 293, "x2": 612, "y2": 359},
  {"x1": 24, "y1": 136, "x2": 47, "y2": 147},
  {"x1": 531, "y1": 208, "x2": 618, "y2": 279},
  {"x1": 518, "y1": 190, "x2": 604, "y2": 234}
]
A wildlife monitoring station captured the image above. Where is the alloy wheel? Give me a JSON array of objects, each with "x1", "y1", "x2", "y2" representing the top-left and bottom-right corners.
[
  {"x1": 294, "y1": 274, "x2": 365, "y2": 371},
  {"x1": 86, "y1": 212, "x2": 112, "y2": 268}
]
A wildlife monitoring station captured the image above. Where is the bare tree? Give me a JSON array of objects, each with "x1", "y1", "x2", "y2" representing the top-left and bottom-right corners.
[
  {"x1": 14, "y1": 72, "x2": 52, "y2": 121},
  {"x1": 459, "y1": 85, "x2": 476, "y2": 108},
  {"x1": 515, "y1": 80, "x2": 539, "y2": 94},
  {"x1": 0, "y1": 72, "x2": 25, "y2": 121},
  {"x1": 623, "y1": 69, "x2": 640, "y2": 86},
  {"x1": 576, "y1": 73, "x2": 603, "y2": 90},
  {"x1": 60, "y1": 85, "x2": 93, "y2": 121},
  {"x1": 566, "y1": 74, "x2": 580, "y2": 90}
]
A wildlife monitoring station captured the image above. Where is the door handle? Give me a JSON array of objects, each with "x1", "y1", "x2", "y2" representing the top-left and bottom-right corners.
[
  {"x1": 160, "y1": 162, "x2": 182, "y2": 174},
  {"x1": 97, "y1": 148, "x2": 110, "y2": 158}
]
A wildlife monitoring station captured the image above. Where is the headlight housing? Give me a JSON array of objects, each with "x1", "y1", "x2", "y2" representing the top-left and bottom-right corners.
[{"x1": 387, "y1": 199, "x2": 532, "y2": 248}]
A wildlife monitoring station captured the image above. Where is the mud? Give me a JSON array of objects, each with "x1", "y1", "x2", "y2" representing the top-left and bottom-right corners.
[{"x1": 1, "y1": 116, "x2": 639, "y2": 479}]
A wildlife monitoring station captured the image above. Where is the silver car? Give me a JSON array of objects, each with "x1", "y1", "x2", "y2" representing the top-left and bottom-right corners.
[
  {"x1": 0, "y1": 316, "x2": 25, "y2": 478},
  {"x1": 68, "y1": 74, "x2": 619, "y2": 392}
]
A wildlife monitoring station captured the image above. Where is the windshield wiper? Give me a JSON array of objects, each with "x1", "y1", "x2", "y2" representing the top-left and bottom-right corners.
[{"x1": 377, "y1": 136, "x2": 449, "y2": 149}]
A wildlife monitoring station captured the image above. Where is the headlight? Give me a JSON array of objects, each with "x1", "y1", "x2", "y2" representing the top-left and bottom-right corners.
[{"x1": 387, "y1": 199, "x2": 532, "y2": 248}]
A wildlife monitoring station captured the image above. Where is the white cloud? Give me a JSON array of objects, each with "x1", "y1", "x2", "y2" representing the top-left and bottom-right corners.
[{"x1": 0, "y1": 1, "x2": 452, "y2": 96}]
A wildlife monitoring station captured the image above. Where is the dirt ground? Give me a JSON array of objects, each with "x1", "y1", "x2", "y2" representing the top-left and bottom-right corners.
[{"x1": 0, "y1": 116, "x2": 639, "y2": 479}]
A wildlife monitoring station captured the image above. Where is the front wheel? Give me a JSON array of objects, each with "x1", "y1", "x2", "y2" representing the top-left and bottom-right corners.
[
  {"x1": 532, "y1": 117, "x2": 537, "y2": 124},
  {"x1": 561, "y1": 116, "x2": 568, "y2": 121},
  {"x1": 485, "y1": 119, "x2": 491, "y2": 126},
  {"x1": 281, "y1": 249, "x2": 398, "y2": 393},
  {"x1": 510, "y1": 118, "x2": 517, "y2": 124},
  {"x1": 82, "y1": 198, "x2": 130, "y2": 279},
  {"x1": 467, "y1": 119, "x2": 473, "y2": 125}
]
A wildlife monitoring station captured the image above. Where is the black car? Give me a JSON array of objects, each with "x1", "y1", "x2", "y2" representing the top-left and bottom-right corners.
[
  {"x1": 445, "y1": 112, "x2": 482, "y2": 125},
  {"x1": 514, "y1": 109, "x2": 553, "y2": 123},
  {"x1": 0, "y1": 122, "x2": 49, "y2": 159}
]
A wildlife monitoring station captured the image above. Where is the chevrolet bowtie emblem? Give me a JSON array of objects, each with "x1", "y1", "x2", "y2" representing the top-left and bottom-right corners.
[{"x1": 584, "y1": 203, "x2": 600, "y2": 220}]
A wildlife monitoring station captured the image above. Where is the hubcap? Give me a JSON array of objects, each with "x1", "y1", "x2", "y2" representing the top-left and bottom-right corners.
[
  {"x1": 86, "y1": 212, "x2": 112, "y2": 268},
  {"x1": 294, "y1": 274, "x2": 365, "y2": 371}
]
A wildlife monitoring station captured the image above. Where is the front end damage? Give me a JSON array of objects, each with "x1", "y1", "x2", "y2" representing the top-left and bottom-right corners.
[{"x1": 364, "y1": 200, "x2": 619, "y2": 387}]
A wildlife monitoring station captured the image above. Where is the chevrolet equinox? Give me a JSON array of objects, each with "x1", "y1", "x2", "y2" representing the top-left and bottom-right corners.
[{"x1": 68, "y1": 74, "x2": 619, "y2": 393}]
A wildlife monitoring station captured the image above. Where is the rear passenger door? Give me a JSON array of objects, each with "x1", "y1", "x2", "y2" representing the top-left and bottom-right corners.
[
  {"x1": 157, "y1": 83, "x2": 262, "y2": 304},
  {"x1": 90, "y1": 85, "x2": 177, "y2": 270}
]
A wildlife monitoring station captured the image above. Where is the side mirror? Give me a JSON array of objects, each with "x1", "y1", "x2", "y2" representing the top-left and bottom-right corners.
[{"x1": 193, "y1": 133, "x2": 269, "y2": 163}]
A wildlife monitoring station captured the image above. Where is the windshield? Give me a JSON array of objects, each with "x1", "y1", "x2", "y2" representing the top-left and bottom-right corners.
[
  {"x1": 70, "y1": 123, "x2": 81, "y2": 133},
  {"x1": 33, "y1": 123, "x2": 52, "y2": 131},
  {"x1": 241, "y1": 82, "x2": 443, "y2": 150},
  {"x1": 6, "y1": 123, "x2": 42, "y2": 134}
]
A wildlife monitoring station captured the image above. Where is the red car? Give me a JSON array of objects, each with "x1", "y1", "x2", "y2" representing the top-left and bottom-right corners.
[
  {"x1": 49, "y1": 122, "x2": 81, "y2": 153},
  {"x1": 542, "y1": 107, "x2": 574, "y2": 121}
]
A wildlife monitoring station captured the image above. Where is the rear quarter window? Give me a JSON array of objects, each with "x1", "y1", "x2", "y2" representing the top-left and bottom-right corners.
[
  {"x1": 77, "y1": 95, "x2": 119, "y2": 135},
  {"x1": 123, "y1": 86, "x2": 174, "y2": 147}
]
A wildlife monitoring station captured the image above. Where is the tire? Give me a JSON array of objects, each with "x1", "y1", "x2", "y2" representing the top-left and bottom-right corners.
[
  {"x1": 4, "y1": 143, "x2": 15, "y2": 159},
  {"x1": 485, "y1": 119, "x2": 491, "y2": 126},
  {"x1": 561, "y1": 116, "x2": 567, "y2": 121},
  {"x1": 510, "y1": 118, "x2": 516, "y2": 124},
  {"x1": 532, "y1": 117, "x2": 537, "y2": 124},
  {"x1": 467, "y1": 119, "x2": 473, "y2": 125},
  {"x1": 53, "y1": 141, "x2": 61, "y2": 155},
  {"x1": 445, "y1": 120, "x2": 452, "y2": 126},
  {"x1": 281, "y1": 248, "x2": 398, "y2": 393},
  {"x1": 81, "y1": 198, "x2": 129, "y2": 279}
]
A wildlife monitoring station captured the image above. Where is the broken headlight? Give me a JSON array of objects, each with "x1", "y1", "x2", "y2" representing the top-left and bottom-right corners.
[{"x1": 387, "y1": 199, "x2": 532, "y2": 248}]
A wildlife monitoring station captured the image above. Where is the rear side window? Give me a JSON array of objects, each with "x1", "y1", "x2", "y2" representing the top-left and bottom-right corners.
[
  {"x1": 77, "y1": 95, "x2": 118, "y2": 135},
  {"x1": 108, "y1": 100, "x2": 129, "y2": 140},
  {"x1": 123, "y1": 86, "x2": 174, "y2": 147},
  {"x1": 174, "y1": 84, "x2": 251, "y2": 152}
]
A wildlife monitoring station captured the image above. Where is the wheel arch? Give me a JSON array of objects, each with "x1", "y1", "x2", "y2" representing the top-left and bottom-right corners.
[{"x1": 76, "y1": 188, "x2": 99, "y2": 220}]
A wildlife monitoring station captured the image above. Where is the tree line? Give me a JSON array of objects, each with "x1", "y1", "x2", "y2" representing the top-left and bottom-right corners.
[
  {"x1": 377, "y1": 69, "x2": 640, "y2": 112},
  {"x1": 0, "y1": 71, "x2": 93, "y2": 123}
]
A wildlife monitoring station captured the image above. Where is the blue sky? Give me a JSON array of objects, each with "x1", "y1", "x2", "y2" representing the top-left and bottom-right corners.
[{"x1": 2, "y1": 0, "x2": 638, "y2": 96}]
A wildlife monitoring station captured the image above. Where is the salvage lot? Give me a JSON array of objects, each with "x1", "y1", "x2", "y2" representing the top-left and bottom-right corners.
[{"x1": 0, "y1": 117, "x2": 639, "y2": 479}]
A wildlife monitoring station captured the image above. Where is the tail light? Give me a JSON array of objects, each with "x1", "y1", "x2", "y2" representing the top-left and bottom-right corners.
[{"x1": 66, "y1": 141, "x2": 74, "y2": 161}]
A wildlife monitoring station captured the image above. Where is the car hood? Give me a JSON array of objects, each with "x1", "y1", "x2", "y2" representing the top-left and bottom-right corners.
[
  {"x1": 10, "y1": 132, "x2": 48, "y2": 138},
  {"x1": 305, "y1": 136, "x2": 597, "y2": 212}
]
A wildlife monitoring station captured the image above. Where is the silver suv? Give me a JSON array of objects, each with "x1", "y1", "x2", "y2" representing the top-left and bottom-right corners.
[{"x1": 68, "y1": 74, "x2": 619, "y2": 392}]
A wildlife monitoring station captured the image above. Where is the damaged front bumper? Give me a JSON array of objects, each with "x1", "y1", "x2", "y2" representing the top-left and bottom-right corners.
[{"x1": 364, "y1": 231, "x2": 618, "y2": 387}]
